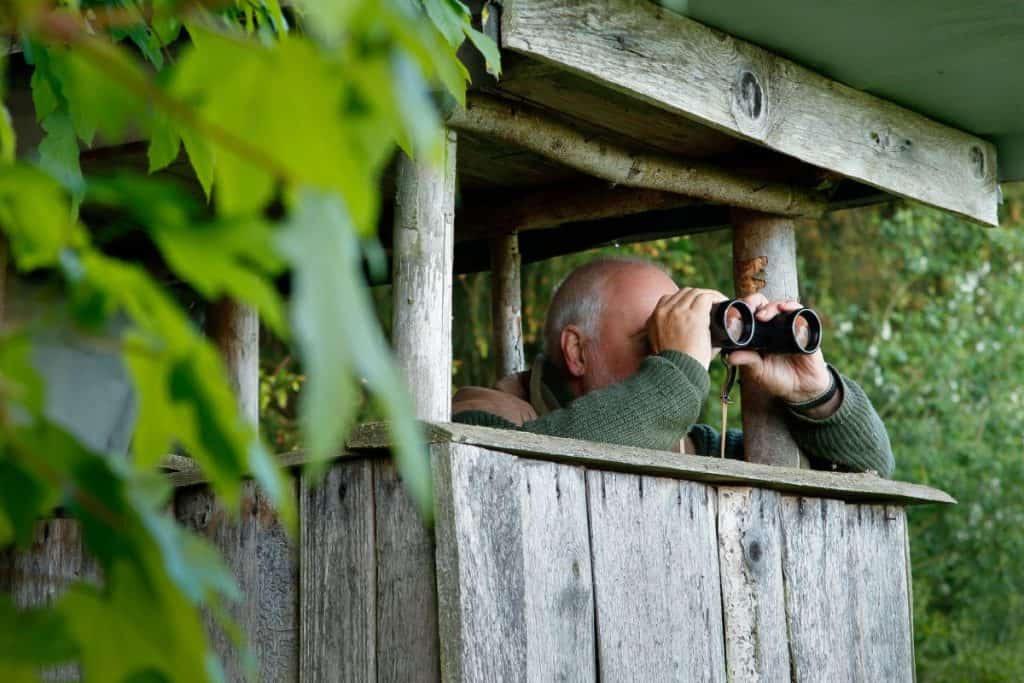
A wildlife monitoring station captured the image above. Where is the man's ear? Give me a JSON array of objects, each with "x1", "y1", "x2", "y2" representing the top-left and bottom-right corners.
[{"x1": 560, "y1": 325, "x2": 586, "y2": 378}]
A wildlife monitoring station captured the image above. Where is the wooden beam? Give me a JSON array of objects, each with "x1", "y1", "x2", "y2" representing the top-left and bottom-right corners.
[
  {"x1": 500, "y1": 0, "x2": 999, "y2": 226},
  {"x1": 392, "y1": 131, "x2": 458, "y2": 421},
  {"x1": 731, "y1": 210, "x2": 803, "y2": 468},
  {"x1": 490, "y1": 233, "x2": 525, "y2": 378},
  {"x1": 447, "y1": 94, "x2": 828, "y2": 218},
  {"x1": 457, "y1": 180, "x2": 695, "y2": 241},
  {"x1": 205, "y1": 298, "x2": 259, "y2": 425}
]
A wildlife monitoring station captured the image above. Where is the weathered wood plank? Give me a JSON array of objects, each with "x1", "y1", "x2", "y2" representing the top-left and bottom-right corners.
[
  {"x1": 374, "y1": 459, "x2": 440, "y2": 683},
  {"x1": 299, "y1": 459, "x2": 376, "y2": 683},
  {"x1": 779, "y1": 497, "x2": 854, "y2": 683},
  {"x1": 846, "y1": 504, "x2": 914, "y2": 682},
  {"x1": 205, "y1": 298, "x2": 259, "y2": 424},
  {"x1": 717, "y1": 487, "x2": 790, "y2": 682},
  {"x1": 392, "y1": 130, "x2": 458, "y2": 421},
  {"x1": 587, "y1": 470, "x2": 725, "y2": 681},
  {"x1": 0, "y1": 518, "x2": 98, "y2": 681},
  {"x1": 448, "y1": 94, "x2": 827, "y2": 218},
  {"x1": 500, "y1": 0, "x2": 999, "y2": 225},
  {"x1": 427, "y1": 422, "x2": 954, "y2": 506},
  {"x1": 176, "y1": 480, "x2": 298, "y2": 682},
  {"x1": 732, "y1": 210, "x2": 804, "y2": 468},
  {"x1": 432, "y1": 444, "x2": 596, "y2": 682},
  {"x1": 521, "y1": 460, "x2": 595, "y2": 682},
  {"x1": 490, "y1": 232, "x2": 525, "y2": 378},
  {"x1": 433, "y1": 443, "x2": 527, "y2": 681}
]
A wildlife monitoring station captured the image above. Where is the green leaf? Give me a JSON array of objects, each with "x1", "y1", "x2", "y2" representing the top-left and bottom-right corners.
[
  {"x1": 0, "y1": 105, "x2": 15, "y2": 164},
  {"x1": 277, "y1": 191, "x2": 432, "y2": 514},
  {"x1": 422, "y1": 0, "x2": 470, "y2": 47},
  {"x1": 465, "y1": 25, "x2": 502, "y2": 78},
  {"x1": 0, "y1": 595, "x2": 78, "y2": 669},
  {"x1": 0, "y1": 165, "x2": 84, "y2": 270},
  {"x1": 29, "y1": 66, "x2": 59, "y2": 122},
  {"x1": 148, "y1": 114, "x2": 181, "y2": 173},
  {"x1": 38, "y1": 110, "x2": 85, "y2": 195}
]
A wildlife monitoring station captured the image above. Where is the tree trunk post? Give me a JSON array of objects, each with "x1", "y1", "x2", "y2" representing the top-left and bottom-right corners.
[
  {"x1": 731, "y1": 209, "x2": 802, "y2": 467},
  {"x1": 206, "y1": 298, "x2": 259, "y2": 425},
  {"x1": 490, "y1": 232, "x2": 525, "y2": 379},
  {"x1": 392, "y1": 130, "x2": 457, "y2": 422}
]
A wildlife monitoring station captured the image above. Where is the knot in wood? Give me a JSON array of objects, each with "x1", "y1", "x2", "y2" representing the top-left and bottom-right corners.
[
  {"x1": 735, "y1": 71, "x2": 764, "y2": 121},
  {"x1": 969, "y1": 145, "x2": 987, "y2": 180}
]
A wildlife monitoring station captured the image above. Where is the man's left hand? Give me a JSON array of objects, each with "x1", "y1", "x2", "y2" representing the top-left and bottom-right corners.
[{"x1": 725, "y1": 295, "x2": 838, "y2": 417}]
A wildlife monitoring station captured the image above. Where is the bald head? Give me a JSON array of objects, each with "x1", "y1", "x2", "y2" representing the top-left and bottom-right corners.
[{"x1": 544, "y1": 258, "x2": 678, "y2": 394}]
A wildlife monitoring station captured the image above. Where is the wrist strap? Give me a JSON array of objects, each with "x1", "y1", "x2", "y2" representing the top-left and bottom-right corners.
[{"x1": 785, "y1": 366, "x2": 840, "y2": 413}]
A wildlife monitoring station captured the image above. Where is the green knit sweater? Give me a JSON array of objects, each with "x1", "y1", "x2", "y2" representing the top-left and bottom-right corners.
[{"x1": 454, "y1": 350, "x2": 894, "y2": 477}]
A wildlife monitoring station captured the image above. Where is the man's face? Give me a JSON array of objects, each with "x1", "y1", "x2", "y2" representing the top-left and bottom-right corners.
[{"x1": 581, "y1": 265, "x2": 679, "y2": 393}]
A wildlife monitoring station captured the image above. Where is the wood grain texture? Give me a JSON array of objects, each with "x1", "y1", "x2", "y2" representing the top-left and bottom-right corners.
[
  {"x1": 521, "y1": 459, "x2": 595, "y2": 682},
  {"x1": 490, "y1": 233, "x2": 526, "y2": 378},
  {"x1": 392, "y1": 131, "x2": 457, "y2": 421},
  {"x1": 717, "y1": 487, "x2": 790, "y2": 682},
  {"x1": 299, "y1": 459, "x2": 376, "y2": 683},
  {"x1": 587, "y1": 470, "x2": 725, "y2": 682},
  {"x1": 732, "y1": 210, "x2": 804, "y2": 468},
  {"x1": 407, "y1": 422, "x2": 954, "y2": 506},
  {"x1": 448, "y1": 94, "x2": 827, "y2": 218},
  {"x1": 779, "y1": 497, "x2": 854, "y2": 683},
  {"x1": 374, "y1": 459, "x2": 440, "y2": 683},
  {"x1": 0, "y1": 518, "x2": 97, "y2": 680},
  {"x1": 432, "y1": 444, "x2": 596, "y2": 682},
  {"x1": 500, "y1": 0, "x2": 999, "y2": 225},
  {"x1": 205, "y1": 298, "x2": 259, "y2": 424},
  {"x1": 845, "y1": 504, "x2": 914, "y2": 682},
  {"x1": 176, "y1": 480, "x2": 298, "y2": 682}
]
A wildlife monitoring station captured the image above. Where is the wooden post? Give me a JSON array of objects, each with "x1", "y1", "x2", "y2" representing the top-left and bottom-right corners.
[
  {"x1": 392, "y1": 130, "x2": 457, "y2": 421},
  {"x1": 205, "y1": 298, "x2": 259, "y2": 425},
  {"x1": 490, "y1": 233, "x2": 525, "y2": 379},
  {"x1": 731, "y1": 209, "x2": 802, "y2": 467}
]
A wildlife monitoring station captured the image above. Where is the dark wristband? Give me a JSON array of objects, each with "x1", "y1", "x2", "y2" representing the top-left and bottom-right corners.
[{"x1": 785, "y1": 365, "x2": 840, "y2": 413}]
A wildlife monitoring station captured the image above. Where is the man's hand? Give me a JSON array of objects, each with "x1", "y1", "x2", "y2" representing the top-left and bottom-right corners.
[
  {"x1": 726, "y1": 295, "x2": 838, "y2": 415},
  {"x1": 647, "y1": 287, "x2": 729, "y2": 369}
]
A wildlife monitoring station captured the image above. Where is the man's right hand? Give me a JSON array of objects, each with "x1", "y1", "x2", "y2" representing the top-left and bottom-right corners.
[{"x1": 647, "y1": 287, "x2": 729, "y2": 369}]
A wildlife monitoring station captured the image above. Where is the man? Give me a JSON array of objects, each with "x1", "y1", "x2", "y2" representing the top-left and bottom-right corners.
[{"x1": 452, "y1": 258, "x2": 894, "y2": 477}]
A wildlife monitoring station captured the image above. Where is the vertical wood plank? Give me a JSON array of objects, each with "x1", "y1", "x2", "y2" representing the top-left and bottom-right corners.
[
  {"x1": 392, "y1": 130, "x2": 457, "y2": 421},
  {"x1": 205, "y1": 298, "x2": 259, "y2": 424},
  {"x1": 176, "y1": 480, "x2": 298, "y2": 682},
  {"x1": 0, "y1": 518, "x2": 97, "y2": 681},
  {"x1": 299, "y1": 459, "x2": 376, "y2": 683},
  {"x1": 490, "y1": 232, "x2": 525, "y2": 379},
  {"x1": 587, "y1": 470, "x2": 725, "y2": 682},
  {"x1": 433, "y1": 444, "x2": 527, "y2": 681},
  {"x1": 521, "y1": 460, "x2": 595, "y2": 682},
  {"x1": 432, "y1": 444, "x2": 596, "y2": 682},
  {"x1": 717, "y1": 487, "x2": 790, "y2": 682},
  {"x1": 732, "y1": 209, "x2": 804, "y2": 468},
  {"x1": 846, "y1": 504, "x2": 914, "y2": 683},
  {"x1": 779, "y1": 496, "x2": 853, "y2": 683},
  {"x1": 374, "y1": 459, "x2": 440, "y2": 683}
]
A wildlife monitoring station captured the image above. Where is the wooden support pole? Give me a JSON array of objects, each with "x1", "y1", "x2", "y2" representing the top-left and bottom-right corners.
[
  {"x1": 731, "y1": 209, "x2": 802, "y2": 468},
  {"x1": 447, "y1": 94, "x2": 828, "y2": 218},
  {"x1": 490, "y1": 233, "x2": 525, "y2": 378},
  {"x1": 392, "y1": 130, "x2": 457, "y2": 422},
  {"x1": 206, "y1": 298, "x2": 259, "y2": 425}
]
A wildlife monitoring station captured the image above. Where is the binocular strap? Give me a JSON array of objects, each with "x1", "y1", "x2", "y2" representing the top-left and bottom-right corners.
[{"x1": 719, "y1": 362, "x2": 739, "y2": 459}]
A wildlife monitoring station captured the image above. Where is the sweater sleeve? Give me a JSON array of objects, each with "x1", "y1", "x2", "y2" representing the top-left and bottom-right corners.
[
  {"x1": 785, "y1": 370, "x2": 895, "y2": 478},
  {"x1": 454, "y1": 350, "x2": 710, "y2": 452}
]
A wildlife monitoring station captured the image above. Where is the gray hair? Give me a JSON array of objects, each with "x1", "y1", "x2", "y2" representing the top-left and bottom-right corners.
[{"x1": 543, "y1": 257, "x2": 663, "y2": 369}]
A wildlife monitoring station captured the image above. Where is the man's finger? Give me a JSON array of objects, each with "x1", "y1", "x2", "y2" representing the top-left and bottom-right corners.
[
  {"x1": 739, "y1": 293, "x2": 769, "y2": 311},
  {"x1": 725, "y1": 349, "x2": 762, "y2": 368}
]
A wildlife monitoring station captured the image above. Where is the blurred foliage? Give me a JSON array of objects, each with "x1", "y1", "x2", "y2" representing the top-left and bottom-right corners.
[{"x1": 0, "y1": 0, "x2": 497, "y2": 680}]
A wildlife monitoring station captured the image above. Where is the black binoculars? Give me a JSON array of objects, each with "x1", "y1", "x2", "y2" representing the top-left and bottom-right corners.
[{"x1": 709, "y1": 300, "x2": 822, "y2": 354}]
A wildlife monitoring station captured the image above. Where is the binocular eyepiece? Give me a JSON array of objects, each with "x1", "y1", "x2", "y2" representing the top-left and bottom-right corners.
[{"x1": 709, "y1": 300, "x2": 822, "y2": 355}]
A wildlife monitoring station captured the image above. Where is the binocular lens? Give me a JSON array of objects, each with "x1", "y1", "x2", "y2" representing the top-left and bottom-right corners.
[
  {"x1": 790, "y1": 309, "x2": 822, "y2": 353},
  {"x1": 725, "y1": 306, "x2": 746, "y2": 343},
  {"x1": 714, "y1": 300, "x2": 754, "y2": 346}
]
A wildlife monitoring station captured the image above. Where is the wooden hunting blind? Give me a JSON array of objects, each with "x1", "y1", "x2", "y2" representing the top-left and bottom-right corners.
[{"x1": 5, "y1": 0, "x2": 1023, "y2": 680}]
